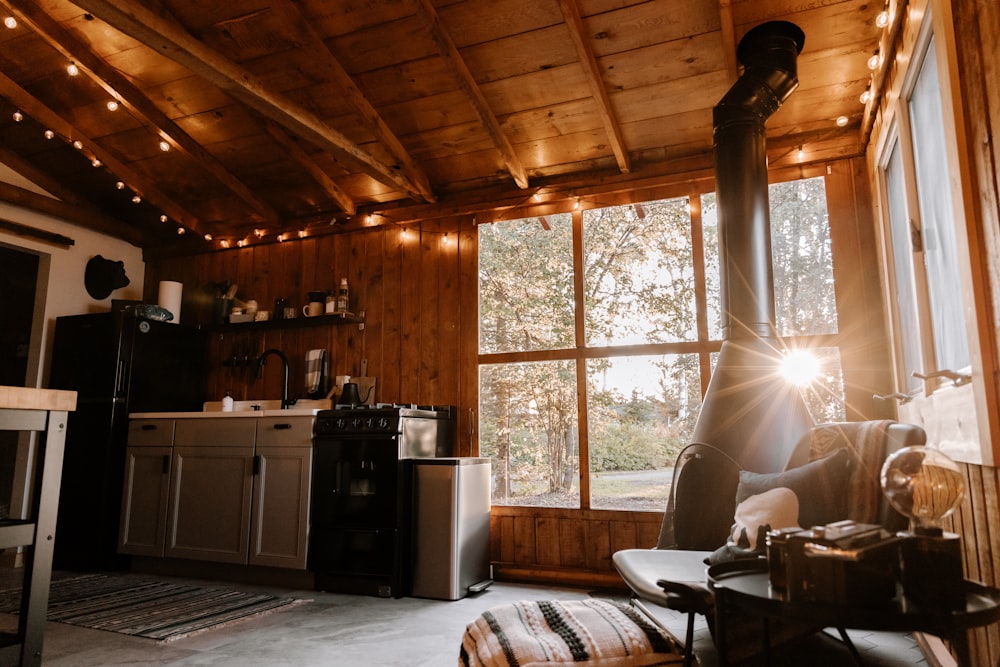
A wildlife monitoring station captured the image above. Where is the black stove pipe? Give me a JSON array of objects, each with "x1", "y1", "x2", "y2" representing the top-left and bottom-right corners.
[{"x1": 690, "y1": 21, "x2": 813, "y2": 474}]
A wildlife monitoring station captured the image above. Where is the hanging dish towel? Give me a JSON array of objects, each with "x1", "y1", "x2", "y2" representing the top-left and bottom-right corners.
[{"x1": 305, "y1": 349, "x2": 327, "y2": 397}]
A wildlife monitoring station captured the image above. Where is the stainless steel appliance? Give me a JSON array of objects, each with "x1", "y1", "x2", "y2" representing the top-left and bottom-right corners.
[
  {"x1": 309, "y1": 404, "x2": 454, "y2": 597},
  {"x1": 49, "y1": 311, "x2": 206, "y2": 570},
  {"x1": 410, "y1": 457, "x2": 492, "y2": 600}
]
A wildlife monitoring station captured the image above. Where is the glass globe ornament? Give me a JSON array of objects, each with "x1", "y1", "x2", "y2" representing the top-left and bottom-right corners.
[{"x1": 880, "y1": 445, "x2": 965, "y2": 535}]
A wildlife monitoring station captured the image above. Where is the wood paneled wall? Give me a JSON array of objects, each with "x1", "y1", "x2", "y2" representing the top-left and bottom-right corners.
[{"x1": 143, "y1": 218, "x2": 479, "y2": 457}]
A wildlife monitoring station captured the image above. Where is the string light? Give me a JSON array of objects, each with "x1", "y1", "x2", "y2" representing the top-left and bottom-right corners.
[
  {"x1": 176, "y1": 227, "x2": 185, "y2": 235},
  {"x1": 836, "y1": 115, "x2": 849, "y2": 127},
  {"x1": 298, "y1": 229, "x2": 307, "y2": 238},
  {"x1": 867, "y1": 50, "x2": 881, "y2": 71},
  {"x1": 91, "y1": 158, "x2": 101, "y2": 167},
  {"x1": 159, "y1": 214, "x2": 168, "y2": 222},
  {"x1": 4, "y1": 16, "x2": 17, "y2": 29},
  {"x1": 115, "y1": 181, "x2": 125, "y2": 190},
  {"x1": 131, "y1": 195, "x2": 141, "y2": 204},
  {"x1": 220, "y1": 240, "x2": 231, "y2": 249},
  {"x1": 106, "y1": 100, "x2": 119, "y2": 111},
  {"x1": 72, "y1": 140, "x2": 83, "y2": 150},
  {"x1": 43, "y1": 129, "x2": 55, "y2": 139},
  {"x1": 860, "y1": 86, "x2": 872, "y2": 104},
  {"x1": 203, "y1": 233, "x2": 212, "y2": 241},
  {"x1": 11, "y1": 111, "x2": 22, "y2": 122},
  {"x1": 66, "y1": 62, "x2": 79, "y2": 76},
  {"x1": 158, "y1": 139, "x2": 170, "y2": 152},
  {"x1": 797, "y1": 146, "x2": 805, "y2": 160},
  {"x1": 875, "y1": 9, "x2": 890, "y2": 28}
]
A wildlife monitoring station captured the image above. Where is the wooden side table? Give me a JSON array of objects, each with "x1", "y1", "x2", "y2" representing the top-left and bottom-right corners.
[
  {"x1": 0, "y1": 386, "x2": 76, "y2": 667},
  {"x1": 709, "y1": 562, "x2": 1000, "y2": 666}
]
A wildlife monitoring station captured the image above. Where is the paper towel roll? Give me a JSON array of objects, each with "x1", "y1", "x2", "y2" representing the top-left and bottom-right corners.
[{"x1": 157, "y1": 280, "x2": 183, "y2": 324}]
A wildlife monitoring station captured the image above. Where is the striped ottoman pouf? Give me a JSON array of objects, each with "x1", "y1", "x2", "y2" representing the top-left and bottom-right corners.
[{"x1": 459, "y1": 599, "x2": 683, "y2": 666}]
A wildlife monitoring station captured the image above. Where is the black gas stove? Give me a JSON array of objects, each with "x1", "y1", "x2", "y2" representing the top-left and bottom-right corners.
[
  {"x1": 309, "y1": 403, "x2": 455, "y2": 596},
  {"x1": 314, "y1": 403, "x2": 453, "y2": 437}
]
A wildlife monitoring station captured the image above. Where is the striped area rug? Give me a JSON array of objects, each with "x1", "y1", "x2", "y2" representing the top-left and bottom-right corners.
[{"x1": 0, "y1": 573, "x2": 306, "y2": 641}]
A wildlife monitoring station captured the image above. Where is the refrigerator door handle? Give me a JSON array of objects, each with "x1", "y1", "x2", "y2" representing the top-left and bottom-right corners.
[{"x1": 115, "y1": 359, "x2": 128, "y2": 397}]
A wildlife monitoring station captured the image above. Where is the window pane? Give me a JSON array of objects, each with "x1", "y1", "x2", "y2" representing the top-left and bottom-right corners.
[
  {"x1": 479, "y1": 360, "x2": 579, "y2": 508},
  {"x1": 479, "y1": 215, "x2": 575, "y2": 354},
  {"x1": 908, "y1": 36, "x2": 970, "y2": 371},
  {"x1": 587, "y1": 354, "x2": 701, "y2": 511},
  {"x1": 582, "y1": 198, "x2": 696, "y2": 345},
  {"x1": 769, "y1": 177, "x2": 838, "y2": 336},
  {"x1": 700, "y1": 193, "x2": 723, "y2": 340},
  {"x1": 884, "y1": 141, "x2": 924, "y2": 392}
]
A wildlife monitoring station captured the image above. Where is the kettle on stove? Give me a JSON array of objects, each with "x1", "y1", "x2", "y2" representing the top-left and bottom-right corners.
[{"x1": 338, "y1": 382, "x2": 373, "y2": 407}]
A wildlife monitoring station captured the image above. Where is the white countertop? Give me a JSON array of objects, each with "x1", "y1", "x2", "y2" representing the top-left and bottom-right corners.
[{"x1": 131, "y1": 398, "x2": 331, "y2": 419}]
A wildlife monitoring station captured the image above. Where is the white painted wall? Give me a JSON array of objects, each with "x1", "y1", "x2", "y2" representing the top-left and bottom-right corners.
[{"x1": 0, "y1": 162, "x2": 145, "y2": 388}]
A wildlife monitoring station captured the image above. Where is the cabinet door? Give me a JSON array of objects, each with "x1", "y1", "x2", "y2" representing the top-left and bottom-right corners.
[
  {"x1": 165, "y1": 445, "x2": 254, "y2": 564},
  {"x1": 250, "y1": 445, "x2": 312, "y2": 569},
  {"x1": 118, "y1": 445, "x2": 172, "y2": 557}
]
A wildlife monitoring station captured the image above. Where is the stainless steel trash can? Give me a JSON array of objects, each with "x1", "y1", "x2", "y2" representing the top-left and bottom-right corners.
[{"x1": 411, "y1": 457, "x2": 492, "y2": 600}]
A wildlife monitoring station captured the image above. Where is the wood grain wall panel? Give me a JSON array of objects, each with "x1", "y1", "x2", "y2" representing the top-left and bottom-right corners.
[
  {"x1": 513, "y1": 515, "x2": 537, "y2": 564},
  {"x1": 535, "y1": 516, "x2": 561, "y2": 567},
  {"x1": 558, "y1": 518, "x2": 587, "y2": 569},
  {"x1": 457, "y1": 222, "x2": 478, "y2": 457}
]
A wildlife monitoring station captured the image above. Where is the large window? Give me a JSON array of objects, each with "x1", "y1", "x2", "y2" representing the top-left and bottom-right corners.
[{"x1": 479, "y1": 176, "x2": 841, "y2": 510}]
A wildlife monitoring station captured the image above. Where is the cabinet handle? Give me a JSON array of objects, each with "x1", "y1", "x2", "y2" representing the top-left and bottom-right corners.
[
  {"x1": 252, "y1": 455, "x2": 261, "y2": 475},
  {"x1": 141, "y1": 424, "x2": 157, "y2": 431},
  {"x1": 162, "y1": 455, "x2": 170, "y2": 474},
  {"x1": 272, "y1": 423, "x2": 292, "y2": 430}
]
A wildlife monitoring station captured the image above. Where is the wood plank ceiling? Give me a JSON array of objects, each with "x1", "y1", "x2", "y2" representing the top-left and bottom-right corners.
[{"x1": 0, "y1": 0, "x2": 888, "y2": 251}]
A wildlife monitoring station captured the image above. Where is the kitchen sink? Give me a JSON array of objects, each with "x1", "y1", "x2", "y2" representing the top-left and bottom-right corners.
[{"x1": 202, "y1": 398, "x2": 333, "y2": 415}]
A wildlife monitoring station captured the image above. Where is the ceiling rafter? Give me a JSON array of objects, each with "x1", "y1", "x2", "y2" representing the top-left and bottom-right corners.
[
  {"x1": 415, "y1": 0, "x2": 529, "y2": 190},
  {"x1": 718, "y1": 0, "x2": 739, "y2": 83},
  {"x1": 556, "y1": 0, "x2": 631, "y2": 174},
  {"x1": 268, "y1": 0, "x2": 429, "y2": 209},
  {"x1": 0, "y1": 69, "x2": 207, "y2": 235},
  {"x1": 2, "y1": 0, "x2": 282, "y2": 225},
  {"x1": 0, "y1": 178, "x2": 144, "y2": 244},
  {"x1": 69, "y1": 0, "x2": 437, "y2": 203},
  {"x1": 262, "y1": 119, "x2": 356, "y2": 217}
]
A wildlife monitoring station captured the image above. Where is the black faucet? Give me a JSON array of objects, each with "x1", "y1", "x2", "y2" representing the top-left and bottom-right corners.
[{"x1": 257, "y1": 348, "x2": 295, "y2": 409}]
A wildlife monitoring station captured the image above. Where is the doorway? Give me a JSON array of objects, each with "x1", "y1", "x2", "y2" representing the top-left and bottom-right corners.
[{"x1": 0, "y1": 243, "x2": 40, "y2": 519}]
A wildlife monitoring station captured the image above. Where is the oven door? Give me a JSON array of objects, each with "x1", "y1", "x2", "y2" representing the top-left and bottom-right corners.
[{"x1": 310, "y1": 435, "x2": 400, "y2": 527}]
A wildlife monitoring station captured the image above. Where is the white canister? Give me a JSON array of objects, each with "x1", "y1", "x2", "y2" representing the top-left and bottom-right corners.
[{"x1": 157, "y1": 280, "x2": 183, "y2": 324}]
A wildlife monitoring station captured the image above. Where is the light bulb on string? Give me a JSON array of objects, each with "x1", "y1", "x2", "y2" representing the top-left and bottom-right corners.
[
  {"x1": 106, "y1": 100, "x2": 119, "y2": 111},
  {"x1": 176, "y1": 227, "x2": 185, "y2": 235},
  {"x1": 875, "y1": 10, "x2": 890, "y2": 28},
  {"x1": 797, "y1": 146, "x2": 805, "y2": 160},
  {"x1": 66, "y1": 62, "x2": 79, "y2": 76},
  {"x1": 159, "y1": 215, "x2": 168, "y2": 223},
  {"x1": 860, "y1": 87, "x2": 872, "y2": 104},
  {"x1": 115, "y1": 181, "x2": 125, "y2": 190},
  {"x1": 72, "y1": 140, "x2": 83, "y2": 150},
  {"x1": 131, "y1": 195, "x2": 141, "y2": 204},
  {"x1": 203, "y1": 233, "x2": 212, "y2": 241},
  {"x1": 91, "y1": 158, "x2": 101, "y2": 167},
  {"x1": 12, "y1": 111, "x2": 22, "y2": 122},
  {"x1": 867, "y1": 50, "x2": 881, "y2": 71},
  {"x1": 4, "y1": 16, "x2": 17, "y2": 29},
  {"x1": 43, "y1": 129, "x2": 55, "y2": 139},
  {"x1": 836, "y1": 115, "x2": 849, "y2": 127},
  {"x1": 158, "y1": 140, "x2": 170, "y2": 152}
]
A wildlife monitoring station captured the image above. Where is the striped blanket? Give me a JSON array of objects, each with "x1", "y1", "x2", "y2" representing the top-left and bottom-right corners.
[{"x1": 459, "y1": 599, "x2": 683, "y2": 666}]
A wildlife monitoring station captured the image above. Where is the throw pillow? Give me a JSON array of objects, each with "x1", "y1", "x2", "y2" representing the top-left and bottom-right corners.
[{"x1": 705, "y1": 448, "x2": 853, "y2": 564}]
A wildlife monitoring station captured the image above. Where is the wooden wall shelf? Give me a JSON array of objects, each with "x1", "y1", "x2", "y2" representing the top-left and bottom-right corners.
[{"x1": 212, "y1": 312, "x2": 364, "y2": 332}]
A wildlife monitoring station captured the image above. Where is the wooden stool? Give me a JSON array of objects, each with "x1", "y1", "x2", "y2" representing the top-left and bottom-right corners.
[{"x1": 459, "y1": 598, "x2": 684, "y2": 666}]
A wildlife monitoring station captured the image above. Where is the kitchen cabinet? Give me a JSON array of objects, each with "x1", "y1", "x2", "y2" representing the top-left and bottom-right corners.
[
  {"x1": 120, "y1": 414, "x2": 315, "y2": 569},
  {"x1": 251, "y1": 416, "x2": 313, "y2": 569},
  {"x1": 165, "y1": 418, "x2": 256, "y2": 564},
  {"x1": 118, "y1": 418, "x2": 175, "y2": 557}
]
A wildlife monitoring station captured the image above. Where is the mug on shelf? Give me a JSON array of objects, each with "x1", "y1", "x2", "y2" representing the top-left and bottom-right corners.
[{"x1": 303, "y1": 301, "x2": 323, "y2": 317}]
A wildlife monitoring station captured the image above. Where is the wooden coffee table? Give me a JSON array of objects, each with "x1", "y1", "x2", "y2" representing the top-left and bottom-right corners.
[{"x1": 708, "y1": 561, "x2": 1000, "y2": 666}]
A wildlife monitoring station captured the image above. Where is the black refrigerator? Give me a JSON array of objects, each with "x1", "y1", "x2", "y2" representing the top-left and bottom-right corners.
[{"x1": 49, "y1": 312, "x2": 207, "y2": 570}]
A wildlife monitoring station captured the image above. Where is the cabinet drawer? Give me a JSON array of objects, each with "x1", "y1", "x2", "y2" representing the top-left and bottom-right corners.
[
  {"x1": 175, "y1": 418, "x2": 257, "y2": 446},
  {"x1": 256, "y1": 416, "x2": 315, "y2": 447},
  {"x1": 127, "y1": 419, "x2": 175, "y2": 446}
]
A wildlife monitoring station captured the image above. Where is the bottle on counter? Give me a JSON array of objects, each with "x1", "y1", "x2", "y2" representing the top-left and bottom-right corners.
[
  {"x1": 336, "y1": 278, "x2": 349, "y2": 313},
  {"x1": 222, "y1": 392, "x2": 234, "y2": 412}
]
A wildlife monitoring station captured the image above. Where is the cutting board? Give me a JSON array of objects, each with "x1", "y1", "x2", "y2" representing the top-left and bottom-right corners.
[{"x1": 327, "y1": 359, "x2": 377, "y2": 405}]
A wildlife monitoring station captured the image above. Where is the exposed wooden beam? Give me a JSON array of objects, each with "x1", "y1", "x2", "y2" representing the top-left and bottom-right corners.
[
  {"x1": 1, "y1": 0, "x2": 282, "y2": 225},
  {"x1": 0, "y1": 217, "x2": 74, "y2": 246},
  {"x1": 557, "y1": 0, "x2": 631, "y2": 174},
  {"x1": 416, "y1": 0, "x2": 530, "y2": 190},
  {"x1": 262, "y1": 120, "x2": 357, "y2": 216},
  {"x1": 270, "y1": 0, "x2": 431, "y2": 207},
  {"x1": 718, "y1": 0, "x2": 739, "y2": 83},
  {"x1": 0, "y1": 70, "x2": 207, "y2": 235},
  {"x1": 0, "y1": 180, "x2": 144, "y2": 245},
  {"x1": 70, "y1": 0, "x2": 436, "y2": 203}
]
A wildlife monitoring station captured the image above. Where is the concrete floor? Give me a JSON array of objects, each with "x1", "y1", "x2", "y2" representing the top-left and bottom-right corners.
[{"x1": 0, "y1": 569, "x2": 931, "y2": 666}]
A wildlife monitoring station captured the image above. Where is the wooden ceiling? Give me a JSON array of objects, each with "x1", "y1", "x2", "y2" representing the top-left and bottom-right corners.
[{"x1": 0, "y1": 0, "x2": 886, "y2": 251}]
